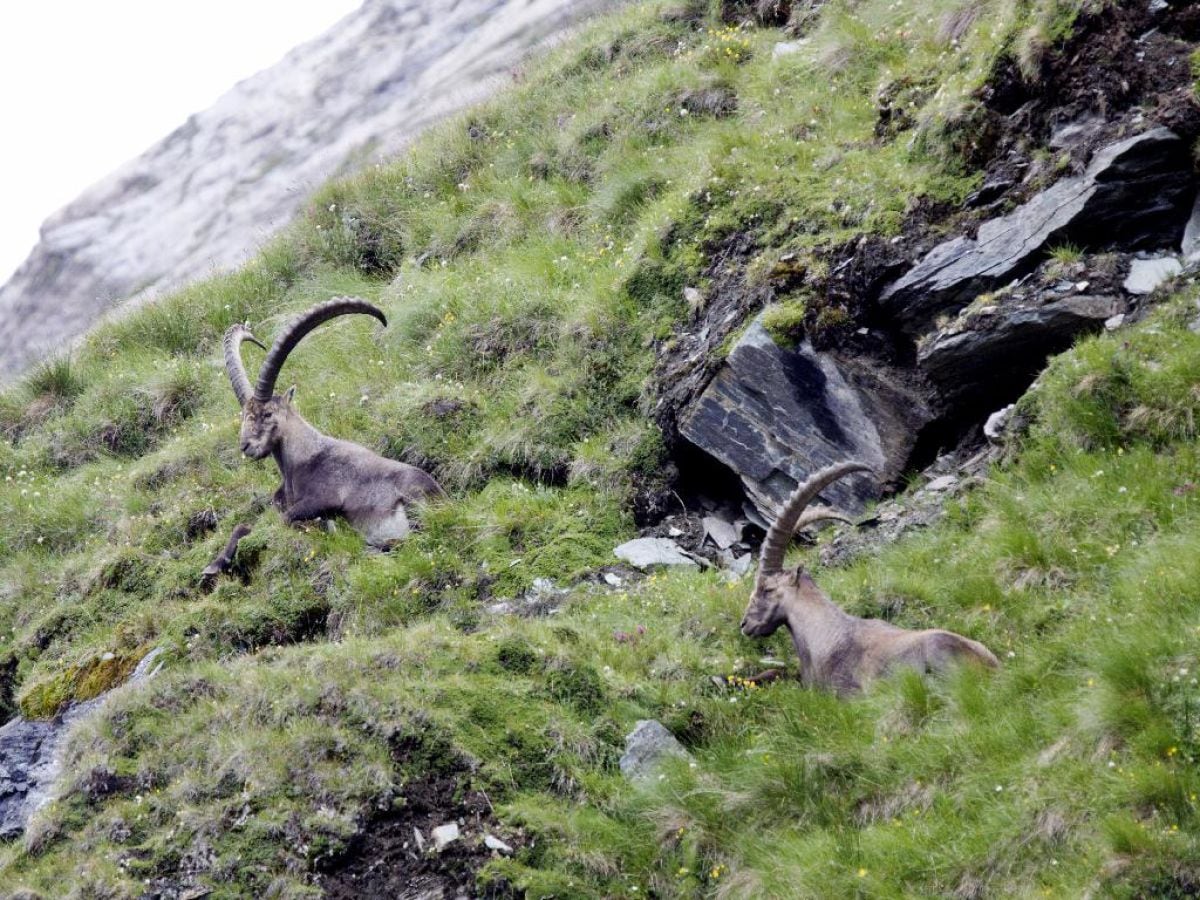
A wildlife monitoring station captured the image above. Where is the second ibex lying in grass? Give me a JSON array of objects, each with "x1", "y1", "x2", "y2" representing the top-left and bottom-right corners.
[
  {"x1": 740, "y1": 461, "x2": 998, "y2": 694},
  {"x1": 223, "y1": 297, "x2": 444, "y2": 547}
]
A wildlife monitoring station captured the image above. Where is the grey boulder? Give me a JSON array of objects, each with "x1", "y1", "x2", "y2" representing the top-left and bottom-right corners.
[
  {"x1": 1123, "y1": 256, "x2": 1182, "y2": 295},
  {"x1": 614, "y1": 538, "x2": 699, "y2": 570},
  {"x1": 619, "y1": 720, "x2": 692, "y2": 782}
]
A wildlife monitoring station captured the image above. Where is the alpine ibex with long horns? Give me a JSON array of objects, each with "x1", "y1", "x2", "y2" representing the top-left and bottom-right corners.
[
  {"x1": 740, "y1": 461, "x2": 998, "y2": 694},
  {"x1": 223, "y1": 297, "x2": 444, "y2": 547}
]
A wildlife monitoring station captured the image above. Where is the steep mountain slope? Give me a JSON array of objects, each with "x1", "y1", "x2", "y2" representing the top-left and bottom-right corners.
[
  {"x1": 0, "y1": 0, "x2": 616, "y2": 380},
  {"x1": 0, "y1": 0, "x2": 1199, "y2": 897}
]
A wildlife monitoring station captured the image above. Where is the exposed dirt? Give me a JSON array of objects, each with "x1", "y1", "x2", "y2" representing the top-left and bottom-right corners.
[
  {"x1": 318, "y1": 771, "x2": 523, "y2": 900},
  {"x1": 977, "y1": 2, "x2": 1200, "y2": 188}
]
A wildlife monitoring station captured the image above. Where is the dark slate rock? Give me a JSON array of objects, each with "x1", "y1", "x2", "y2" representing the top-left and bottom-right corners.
[
  {"x1": 679, "y1": 320, "x2": 930, "y2": 520},
  {"x1": 0, "y1": 648, "x2": 163, "y2": 840},
  {"x1": 0, "y1": 717, "x2": 56, "y2": 839},
  {"x1": 918, "y1": 295, "x2": 1123, "y2": 410},
  {"x1": 880, "y1": 128, "x2": 1193, "y2": 332}
]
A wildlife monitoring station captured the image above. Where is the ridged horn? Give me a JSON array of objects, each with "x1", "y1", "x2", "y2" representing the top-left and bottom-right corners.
[
  {"x1": 758, "y1": 461, "x2": 875, "y2": 576},
  {"x1": 223, "y1": 323, "x2": 267, "y2": 408},
  {"x1": 252, "y1": 297, "x2": 387, "y2": 402},
  {"x1": 794, "y1": 506, "x2": 857, "y2": 531}
]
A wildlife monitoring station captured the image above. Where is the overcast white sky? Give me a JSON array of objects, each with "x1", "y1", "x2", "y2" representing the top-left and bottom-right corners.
[{"x1": 0, "y1": 1, "x2": 361, "y2": 284}]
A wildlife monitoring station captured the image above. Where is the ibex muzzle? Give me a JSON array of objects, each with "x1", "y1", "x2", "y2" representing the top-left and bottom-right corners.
[
  {"x1": 223, "y1": 297, "x2": 445, "y2": 547},
  {"x1": 741, "y1": 461, "x2": 998, "y2": 694}
]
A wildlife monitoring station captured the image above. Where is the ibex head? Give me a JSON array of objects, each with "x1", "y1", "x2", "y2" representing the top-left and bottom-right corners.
[
  {"x1": 740, "y1": 460, "x2": 873, "y2": 637},
  {"x1": 223, "y1": 297, "x2": 387, "y2": 458},
  {"x1": 238, "y1": 389, "x2": 297, "y2": 459}
]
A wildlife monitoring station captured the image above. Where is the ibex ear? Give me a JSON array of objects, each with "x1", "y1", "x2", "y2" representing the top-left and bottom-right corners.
[
  {"x1": 284, "y1": 385, "x2": 297, "y2": 405},
  {"x1": 791, "y1": 566, "x2": 806, "y2": 586}
]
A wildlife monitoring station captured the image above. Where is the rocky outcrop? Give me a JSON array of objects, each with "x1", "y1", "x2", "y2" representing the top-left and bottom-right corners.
[
  {"x1": 0, "y1": 649, "x2": 163, "y2": 839},
  {"x1": 679, "y1": 320, "x2": 929, "y2": 519},
  {"x1": 880, "y1": 128, "x2": 1194, "y2": 332},
  {"x1": 674, "y1": 127, "x2": 1198, "y2": 528},
  {"x1": 917, "y1": 294, "x2": 1124, "y2": 410},
  {"x1": 0, "y1": 0, "x2": 616, "y2": 379}
]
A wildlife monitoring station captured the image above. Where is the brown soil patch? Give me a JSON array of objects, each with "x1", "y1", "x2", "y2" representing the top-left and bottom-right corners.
[{"x1": 318, "y1": 772, "x2": 523, "y2": 900}]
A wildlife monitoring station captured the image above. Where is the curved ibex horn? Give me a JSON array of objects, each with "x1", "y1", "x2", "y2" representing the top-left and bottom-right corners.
[
  {"x1": 223, "y1": 323, "x2": 267, "y2": 408},
  {"x1": 794, "y1": 506, "x2": 857, "y2": 531},
  {"x1": 253, "y1": 297, "x2": 387, "y2": 402},
  {"x1": 758, "y1": 460, "x2": 875, "y2": 576}
]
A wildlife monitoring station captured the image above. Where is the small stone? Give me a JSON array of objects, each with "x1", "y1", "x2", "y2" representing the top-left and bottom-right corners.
[
  {"x1": 483, "y1": 834, "x2": 513, "y2": 854},
  {"x1": 614, "y1": 538, "x2": 698, "y2": 570},
  {"x1": 603, "y1": 572, "x2": 623, "y2": 587},
  {"x1": 1149, "y1": 0, "x2": 1168, "y2": 12},
  {"x1": 683, "y1": 287, "x2": 704, "y2": 314},
  {"x1": 667, "y1": 526, "x2": 684, "y2": 538},
  {"x1": 702, "y1": 515, "x2": 740, "y2": 550},
  {"x1": 413, "y1": 827, "x2": 425, "y2": 852},
  {"x1": 717, "y1": 549, "x2": 753, "y2": 578},
  {"x1": 620, "y1": 720, "x2": 693, "y2": 782},
  {"x1": 1075, "y1": 281, "x2": 1089, "y2": 292},
  {"x1": 1104, "y1": 313, "x2": 1125, "y2": 331},
  {"x1": 925, "y1": 475, "x2": 958, "y2": 492},
  {"x1": 431, "y1": 823, "x2": 460, "y2": 851},
  {"x1": 772, "y1": 40, "x2": 804, "y2": 58},
  {"x1": 529, "y1": 577, "x2": 561, "y2": 598},
  {"x1": 1049, "y1": 114, "x2": 1104, "y2": 150},
  {"x1": 1123, "y1": 256, "x2": 1181, "y2": 295},
  {"x1": 984, "y1": 404, "x2": 1015, "y2": 443}
]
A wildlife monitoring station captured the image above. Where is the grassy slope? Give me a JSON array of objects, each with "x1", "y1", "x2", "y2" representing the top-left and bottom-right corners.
[{"x1": 2, "y1": 0, "x2": 1198, "y2": 896}]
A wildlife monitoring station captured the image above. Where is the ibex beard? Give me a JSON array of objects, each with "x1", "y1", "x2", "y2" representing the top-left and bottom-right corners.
[
  {"x1": 224, "y1": 297, "x2": 445, "y2": 548},
  {"x1": 741, "y1": 460, "x2": 998, "y2": 695}
]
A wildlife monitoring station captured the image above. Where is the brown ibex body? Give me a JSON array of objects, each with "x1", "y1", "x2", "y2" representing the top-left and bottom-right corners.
[
  {"x1": 741, "y1": 461, "x2": 998, "y2": 694},
  {"x1": 224, "y1": 298, "x2": 444, "y2": 547}
]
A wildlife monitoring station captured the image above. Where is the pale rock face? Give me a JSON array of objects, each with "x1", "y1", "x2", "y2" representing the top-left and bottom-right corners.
[{"x1": 0, "y1": 0, "x2": 616, "y2": 378}]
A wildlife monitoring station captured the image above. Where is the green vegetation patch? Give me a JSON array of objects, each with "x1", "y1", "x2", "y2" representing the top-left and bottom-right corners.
[{"x1": 18, "y1": 647, "x2": 150, "y2": 719}]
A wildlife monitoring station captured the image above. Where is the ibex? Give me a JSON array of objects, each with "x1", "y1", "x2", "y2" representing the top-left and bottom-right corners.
[
  {"x1": 740, "y1": 461, "x2": 998, "y2": 694},
  {"x1": 223, "y1": 297, "x2": 445, "y2": 547}
]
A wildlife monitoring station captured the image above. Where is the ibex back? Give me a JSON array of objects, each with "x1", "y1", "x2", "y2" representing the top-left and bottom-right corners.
[
  {"x1": 740, "y1": 461, "x2": 998, "y2": 694},
  {"x1": 224, "y1": 298, "x2": 444, "y2": 547}
]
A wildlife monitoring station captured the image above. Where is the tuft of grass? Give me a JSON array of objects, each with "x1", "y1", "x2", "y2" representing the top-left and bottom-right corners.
[
  {"x1": 760, "y1": 297, "x2": 807, "y2": 346},
  {"x1": 1048, "y1": 241, "x2": 1084, "y2": 265}
]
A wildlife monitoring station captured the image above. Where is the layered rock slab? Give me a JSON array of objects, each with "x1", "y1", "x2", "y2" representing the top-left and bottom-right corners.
[
  {"x1": 880, "y1": 127, "x2": 1194, "y2": 332},
  {"x1": 917, "y1": 294, "x2": 1124, "y2": 410},
  {"x1": 679, "y1": 320, "x2": 930, "y2": 520}
]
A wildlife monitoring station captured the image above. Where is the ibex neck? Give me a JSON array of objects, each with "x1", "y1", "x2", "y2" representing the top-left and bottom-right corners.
[
  {"x1": 277, "y1": 415, "x2": 324, "y2": 466},
  {"x1": 783, "y1": 592, "x2": 856, "y2": 679}
]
